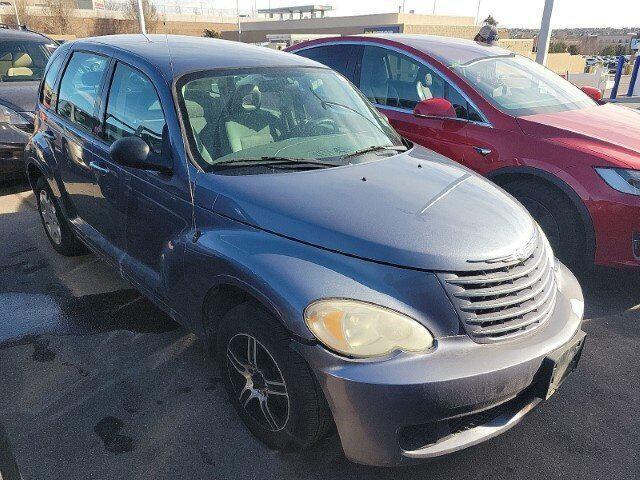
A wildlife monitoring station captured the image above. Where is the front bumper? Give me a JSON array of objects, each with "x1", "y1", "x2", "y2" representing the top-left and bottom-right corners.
[{"x1": 296, "y1": 264, "x2": 584, "y2": 466}]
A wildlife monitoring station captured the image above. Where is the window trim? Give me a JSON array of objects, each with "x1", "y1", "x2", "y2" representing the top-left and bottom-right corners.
[
  {"x1": 99, "y1": 59, "x2": 168, "y2": 154},
  {"x1": 293, "y1": 40, "x2": 493, "y2": 128},
  {"x1": 38, "y1": 46, "x2": 69, "y2": 110},
  {"x1": 54, "y1": 49, "x2": 110, "y2": 135}
]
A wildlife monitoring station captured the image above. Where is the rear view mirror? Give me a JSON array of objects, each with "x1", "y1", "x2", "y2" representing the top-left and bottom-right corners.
[
  {"x1": 580, "y1": 86, "x2": 603, "y2": 102},
  {"x1": 110, "y1": 136, "x2": 172, "y2": 174},
  {"x1": 413, "y1": 98, "x2": 457, "y2": 119}
]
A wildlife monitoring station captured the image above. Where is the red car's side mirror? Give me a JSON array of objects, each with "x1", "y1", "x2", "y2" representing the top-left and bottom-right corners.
[
  {"x1": 413, "y1": 98, "x2": 457, "y2": 119},
  {"x1": 580, "y1": 86, "x2": 603, "y2": 102}
]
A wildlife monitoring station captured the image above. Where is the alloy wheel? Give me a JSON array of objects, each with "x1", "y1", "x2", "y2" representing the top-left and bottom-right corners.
[
  {"x1": 225, "y1": 333, "x2": 290, "y2": 432},
  {"x1": 39, "y1": 190, "x2": 62, "y2": 245}
]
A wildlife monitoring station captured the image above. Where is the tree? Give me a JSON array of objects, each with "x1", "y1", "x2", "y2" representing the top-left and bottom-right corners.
[
  {"x1": 203, "y1": 29, "x2": 220, "y2": 38},
  {"x1": 483, "y1": 15, "x2": 498, "y2": 26},
  {"x1": 549, "y1": 41, "x2": 568, "y2": 53},
  {"x1": 567, "y1": 44, "x2": 580, "y2": 55},
  {"x1": 600, "y1": 45, "x2": 617, "y2": 56},
  {"x1": 45, "y1": 0, "x2": 75, "y2": 35},
  {"x1": 123, "y1": 0, "x2": 159, "y2": 34}
]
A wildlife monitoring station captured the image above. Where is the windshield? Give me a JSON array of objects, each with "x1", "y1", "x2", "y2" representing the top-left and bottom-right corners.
[
  {"x1": 177, "y1": 67, "x2": 403, "y2": 173},
  {"x1": 0, "y1": 40, "x2": 56, "y2": 82},
  {"x1": 450, "y1": 54, "x2": 595, "y2": 117}
]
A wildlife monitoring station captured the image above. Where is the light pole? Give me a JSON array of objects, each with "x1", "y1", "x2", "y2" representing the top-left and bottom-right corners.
[
  {"x1": 535, "y1": 0, "x2": 555, "y2": 65},
  {"x1": 237, "y1": 13, "x2": 248, "y2": 42},
  {"x1": 432, "y1": 0, "x2": 437, "y2": 15},
  {"x1": 475, "y1": 0, "x2": 482, "y2": 25},
  {"x1": 12, "y1": 0, "x2": 21, "y2": 26},
  {"x1": 136, "y1": 0, "x2": 147, "y2": 34}
]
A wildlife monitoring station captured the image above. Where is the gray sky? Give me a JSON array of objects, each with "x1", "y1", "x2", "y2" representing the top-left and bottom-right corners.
[{"x1": 245, "y1": 0, "x2": 640, "y2": 28}]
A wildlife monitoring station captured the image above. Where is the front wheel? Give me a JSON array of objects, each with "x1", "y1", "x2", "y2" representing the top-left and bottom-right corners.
[
  {"x1": 502, "y1": 179, "x2": 586, "y2": 268},
  {"x1": 216, "y1": 302, "x2": 333, "y2": 451}
]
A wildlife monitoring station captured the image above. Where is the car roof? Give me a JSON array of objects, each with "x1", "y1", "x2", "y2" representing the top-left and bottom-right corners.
[
  {"x1": 0, "y1": 27, "x2": 53, "y2": 43},
  {"x1": 314, "y1": 34, "x2": 515, "y2": 67},
  {"x1": 74, "y1": 34, "x2": 323, "y2": 81}
]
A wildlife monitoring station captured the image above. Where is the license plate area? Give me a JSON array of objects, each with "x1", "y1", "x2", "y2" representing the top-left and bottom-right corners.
[{"x1": 537, "y1": 331, "x2": 586, "y2": 400}]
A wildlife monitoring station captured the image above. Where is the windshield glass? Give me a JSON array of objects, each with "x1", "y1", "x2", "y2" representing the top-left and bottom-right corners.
[
  {"x1": 450, "y1": 54, "x2": 595, "y2": 116},
  {"x1": 0, "y1": 40, "x2": 56, "y2": 82},
  {"x1": 177, "y1": 67, "x2": 403, "y2": 172}
]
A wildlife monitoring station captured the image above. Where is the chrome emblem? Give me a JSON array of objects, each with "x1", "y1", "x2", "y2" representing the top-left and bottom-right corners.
[{"x1": 468, "y1": 231, "x2": 537, "y2": 264}]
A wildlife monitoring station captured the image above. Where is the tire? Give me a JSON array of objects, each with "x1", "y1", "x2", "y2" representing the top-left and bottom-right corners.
[
  {"x1": 501, "y1": 179, "x2": 586, "y2": 268},
  {"x1": 35, "y1": 176, "x2": 87, "y2": 256},
  {"x1": 216, "y1": 301, "x2": 333, "y2": 451}
]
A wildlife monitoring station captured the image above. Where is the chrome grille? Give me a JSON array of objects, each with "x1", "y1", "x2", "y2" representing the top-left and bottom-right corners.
[{"x1": 439, "y1": 231, "x2": 557, "y2": 343}]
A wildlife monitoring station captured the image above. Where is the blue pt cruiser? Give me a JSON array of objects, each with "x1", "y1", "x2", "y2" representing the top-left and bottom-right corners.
[{"x1": 25, "y1": 35, "x2": 585, "y2": 466}]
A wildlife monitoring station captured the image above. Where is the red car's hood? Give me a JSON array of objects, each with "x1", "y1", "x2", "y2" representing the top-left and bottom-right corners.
[{"x1": 517, "y1": 104, "x2": 640, "y2": 168}]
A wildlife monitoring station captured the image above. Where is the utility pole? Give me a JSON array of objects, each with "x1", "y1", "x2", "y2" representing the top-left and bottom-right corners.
[
  {"x1": 136, "y1": 0, "x2": 147, "y2": 34},
  {"x1": 475, "y1": 0, "x2": 482, "y2": 25},
  {"x1": 535, "y1": 0, "x2": 554, "y2": 65},
  {"x1": 12, "y1": 0, "x2": 21, "y2": 26},
  {"x1": 432, "y1": 0, "x2": 437, "y2": 15}
]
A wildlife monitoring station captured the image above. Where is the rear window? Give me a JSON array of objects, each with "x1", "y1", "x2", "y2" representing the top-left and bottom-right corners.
[{"x1": 0, "y1": 40, "x2": 55, "y2": 82}]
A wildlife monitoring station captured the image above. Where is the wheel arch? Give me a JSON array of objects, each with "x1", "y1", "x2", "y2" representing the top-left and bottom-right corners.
[{"x1": 487, "y1": 166, "x2": 596, "y2": 262}]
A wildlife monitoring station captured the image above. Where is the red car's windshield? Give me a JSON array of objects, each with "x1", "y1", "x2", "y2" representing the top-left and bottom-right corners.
[{"x1": 450, "y1": 54, "x2": 595, "y2": 117}]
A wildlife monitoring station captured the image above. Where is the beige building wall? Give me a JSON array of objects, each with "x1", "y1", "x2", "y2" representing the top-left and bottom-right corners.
[{"x1": 525, "y1": 52, "x2": 586, "y2": 74}]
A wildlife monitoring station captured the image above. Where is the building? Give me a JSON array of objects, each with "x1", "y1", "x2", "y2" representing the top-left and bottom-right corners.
[{"x1": 221, "y1": 11, "x2": 508, "y2": 44}]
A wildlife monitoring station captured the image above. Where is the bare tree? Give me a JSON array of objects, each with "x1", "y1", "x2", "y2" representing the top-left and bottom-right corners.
[
  {"x1": 123, "y1": 0, "x2": 158, "y2": 33},
  {"x1": 45, "y1": 0, "x2": 75, "y2": 35},
  {"x1": 90, "y1": 16, "x2": 120, "y2": 36}
]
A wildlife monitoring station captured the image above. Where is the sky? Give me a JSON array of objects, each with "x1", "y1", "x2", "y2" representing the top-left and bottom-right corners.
[{"x1": 235, "y1": 0, "x2": 640, "y2": 28}]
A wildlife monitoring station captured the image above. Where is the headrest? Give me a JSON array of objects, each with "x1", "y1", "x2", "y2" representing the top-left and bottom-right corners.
[
  {"x1": 13, "y1": 53, "x2": 32, "y2": 68},
  {"x1": 7, "y1": 67, "x2": 33, "y2": 77},
  {"x1": 232, "y1": 83, "x2": 262, "y2": 112},
  {"x1": 0, "y1": 53, "x2": 12, "y2": 62},
  {"x1": 184, "y1": 99, "x2": 204, "y2": 118},
  {"x1": 423, "y1": 73, "x2": 432, "y2": 86}
]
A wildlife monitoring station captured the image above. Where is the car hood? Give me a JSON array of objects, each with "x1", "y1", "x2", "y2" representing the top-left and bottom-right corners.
[
  {"x1": 518, "y1": 104, "x2": 640, "y2": 168},
  {"x1": 0, "y1": 81, "x2": 39, "y2": 115},
  {"x1": 198, "y1": 147, "x2": 536, "y2": 271}
]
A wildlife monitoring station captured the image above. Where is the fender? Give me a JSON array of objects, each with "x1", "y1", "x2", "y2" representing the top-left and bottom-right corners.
[
  {"x1": 487, "y1": 165, "x2": 596, "y2": 260},
  {"x1": 176, "y1": 217, "x2": 461, "y2": 342}
]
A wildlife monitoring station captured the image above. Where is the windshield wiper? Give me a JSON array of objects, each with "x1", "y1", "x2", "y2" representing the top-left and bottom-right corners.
[
  {"x1": 210, "y1": 156, "x2": 340, "y2": 169},
  {"x1": 340, "y1": 145, "x2": 407, "y2": 161}
]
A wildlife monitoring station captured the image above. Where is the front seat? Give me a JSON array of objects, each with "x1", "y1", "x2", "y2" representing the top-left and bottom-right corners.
[
  {"x1": 360, "y1": 51, "x2": 399, "y2": 107},
  {"x1": 225, "y1": 83, "x2": 282, "y2": 153},
  {"x1": 6, "y1": 53, "x2": 33, "y2": 77}
]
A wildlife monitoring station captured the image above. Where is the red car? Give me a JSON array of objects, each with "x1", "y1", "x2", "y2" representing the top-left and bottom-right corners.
[{"x1": 287, "y1": 35, "x2": 640, "y2": 269}]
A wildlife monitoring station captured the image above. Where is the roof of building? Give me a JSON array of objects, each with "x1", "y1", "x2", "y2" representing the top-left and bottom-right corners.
[
  {"x1": 257, "y1": 4, "x2": 332, "y2": 14},
  {"x1": 74, "y1": 34, "x2": 323, "y2": 79}
]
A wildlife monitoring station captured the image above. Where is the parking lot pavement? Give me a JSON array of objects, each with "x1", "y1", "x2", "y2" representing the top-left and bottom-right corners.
[{"x1": 0, "y1": 186, "x2": 638, "y2": 480}]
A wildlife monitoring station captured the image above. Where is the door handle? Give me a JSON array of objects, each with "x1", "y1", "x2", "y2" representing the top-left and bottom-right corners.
[
  {"x1": 473, "y1": 146, "x2": 492, "y2": 157},
  {"x1": 89, "y1": 161, "x2": 110, "y2": 175}
]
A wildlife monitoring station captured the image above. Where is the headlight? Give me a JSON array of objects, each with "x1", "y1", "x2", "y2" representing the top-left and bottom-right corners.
[
  {"x1": 595, "y1": 167, "x2": 640, "y2": 196},
  {"x1": 304, "y1": 299, "x2": 434, "y2": 358},
  {"x1": 0, "y1": 104, "x2": 29, "y2": 127}
]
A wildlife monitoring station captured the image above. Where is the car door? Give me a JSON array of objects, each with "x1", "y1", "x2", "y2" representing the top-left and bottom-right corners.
[
  {"x1": 100, "y1": 61, "x2": 191, "y2": 297},
  {"x1": 356, "y1": 45, "x2": 491, "y2": 168},
  {"x1": 53, "y1": 51, "x2": 120, "y2": 248}
]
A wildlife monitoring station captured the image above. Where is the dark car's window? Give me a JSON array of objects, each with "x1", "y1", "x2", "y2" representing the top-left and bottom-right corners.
[
  {"x1": 295, "y1": 44, "x2": 360, "y2": 82},
  {"x1": 178, "y1": 66, "x2": 402, "y2": 171},
  {"x1": 359, "y1": 45, "x2": 483, "y2": 121},
  {"x1": 0, "y1": 39, "x2": 55, "y2": 82},
  {"x1": 104, "y1": 63, "x2": 165, "y2": 154},
  {"x1": 40, "y1": 52, "x2": 66, "y2": 109},
  {"x1": 57, "y1": 52, "x2": 108, "y2": 132}
]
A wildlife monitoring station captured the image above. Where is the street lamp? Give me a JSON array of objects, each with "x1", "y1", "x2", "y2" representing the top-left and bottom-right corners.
[
  {"x1": 11, "y1": 0, "x2": 21, "y2": 26},
  {"x1": 136, "y1": 0, "x2": 147, "y2": 34},
  {"x1": 237, "y1": 14, "x2": 249, "y2": 42},
  {"x1": 535, "y1": 0, "x2": 555, "y2": 65}
]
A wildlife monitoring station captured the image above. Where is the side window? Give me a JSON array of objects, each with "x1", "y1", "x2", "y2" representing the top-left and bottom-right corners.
[
  {"x1": 57, "y1": 52, "x2": 108, "y2": 133},
  {"x1": 360, "y1": 46, "x2": 426, "y2": 109},
  {"x1": 445, "y1": 85, "x2": 484, "y2": 122},
  {"x1": 105, "y1": 63, "x2": 165, "y2": 154},
  {"x1": 40, "y1": 51, "x2": 65, "y2": 109},
  {"x1": 295, "y1": 45, "x2": 359, "y2": 82}
]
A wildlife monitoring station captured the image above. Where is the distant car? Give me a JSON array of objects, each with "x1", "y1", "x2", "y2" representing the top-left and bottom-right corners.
[
  {"x1": 26, "y1": 35, "x2": 585, "y2": 466},
  {"x1": 0, "y1": 26, "x2": 56, "y2": 182},
  {"x1": 288, "y1": 35, "x2": 640, "y2": 269}
]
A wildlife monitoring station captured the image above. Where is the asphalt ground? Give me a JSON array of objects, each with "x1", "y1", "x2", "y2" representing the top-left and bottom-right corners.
[{"x1": 0, "y1": 182, "x2": 639, "y2": 480}]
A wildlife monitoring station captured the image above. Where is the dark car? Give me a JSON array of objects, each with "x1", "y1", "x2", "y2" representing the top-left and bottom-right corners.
[
  {"x1": 288, "y1": 35, "x2": 640, "y2": 270},
  {"x1": 0, "y1": 26, "x2": 56, "y2": 182},
  {"x1": 25, "y1": 35, "x2": 585, "y2": 466}
]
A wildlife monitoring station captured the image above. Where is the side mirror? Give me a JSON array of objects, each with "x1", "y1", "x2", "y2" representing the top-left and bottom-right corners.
[
  {"x1": 109, "y1": 136, "x2": 172, "y2": 174},
  {"x1": 580, "y1": 86, "x2": 603, "y2": 102},
  {"x1": 413, "y1": 98, "x2": 457, "y2": 119}
]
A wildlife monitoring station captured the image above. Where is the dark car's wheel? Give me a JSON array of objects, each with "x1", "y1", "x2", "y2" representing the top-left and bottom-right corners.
[
  {"x1": 502, "y1": 179, "x2": 585, "y2": 267},
  {"x1": 217, "y1": 302, "x2": 333, "y2": 451},
  {"x1": 35, "y1": 177, "x2": 87, "y2": 256}
]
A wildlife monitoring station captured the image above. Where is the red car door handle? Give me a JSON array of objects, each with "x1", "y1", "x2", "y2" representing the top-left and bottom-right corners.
[{"x1": 474, "y1": 146, "x2": 492, "y2": 157}]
